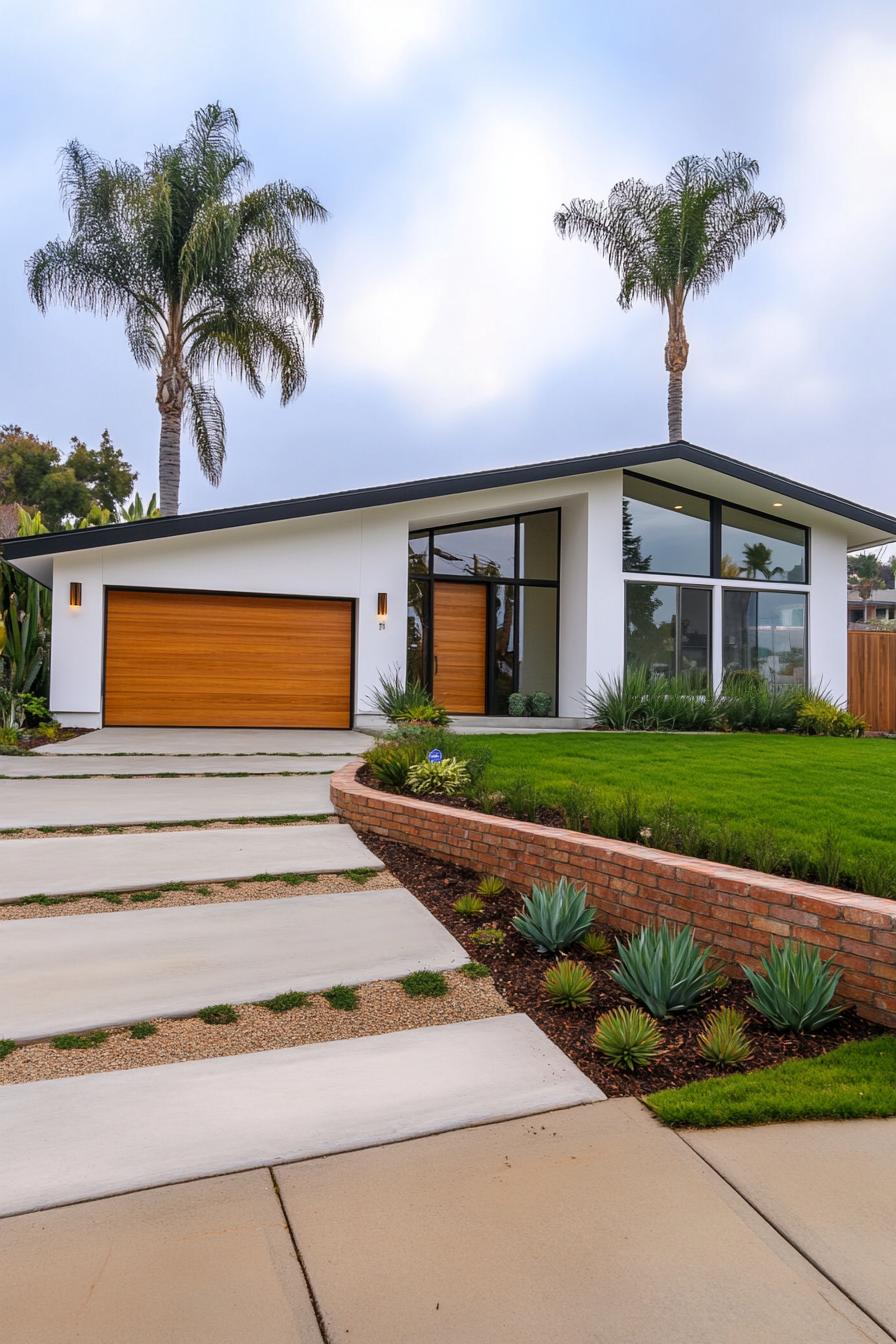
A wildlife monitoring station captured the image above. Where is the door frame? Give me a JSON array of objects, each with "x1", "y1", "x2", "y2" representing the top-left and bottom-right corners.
[
  {"x1": 432, "y1": 579, "x2": 489, "y2": 714},
  {"x1": 101, "y1": 585, "x2": 358, "y2": 729}
]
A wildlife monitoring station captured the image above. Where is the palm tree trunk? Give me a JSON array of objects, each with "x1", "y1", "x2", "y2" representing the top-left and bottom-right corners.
[
  {"x1": 664, "y1": 304, "x2": 689, "y2": 442},
  {"x1": 158, "y1": 407, "x2": 182, "y2": 516}
]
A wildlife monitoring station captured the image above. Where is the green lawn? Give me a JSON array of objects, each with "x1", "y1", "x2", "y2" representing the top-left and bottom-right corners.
[
  {"x1": 645, "y1": 1036, "x2": 896, "y2": 1127},
  {"x1": 471, "y1": 733, "x2": 896, "y2": 869}
]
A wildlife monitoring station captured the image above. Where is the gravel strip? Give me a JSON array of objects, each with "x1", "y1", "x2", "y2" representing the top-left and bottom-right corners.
[
  {"x1": 0, "y1": 872, "x2": 397, "y2": 920},
  {"x1": 0, "y1": 815, "x2": 337, "y2": 840},
  {"x1": 0, "y1": 972, "x2": 510, "y2": 1084}
]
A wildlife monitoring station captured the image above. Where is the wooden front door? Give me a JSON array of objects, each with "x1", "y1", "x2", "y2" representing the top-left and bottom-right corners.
[{"x1": 433, "y1": 582, "x2": 487, "y2": 713}]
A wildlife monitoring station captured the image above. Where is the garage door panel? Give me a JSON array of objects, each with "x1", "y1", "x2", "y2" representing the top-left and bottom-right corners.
[{"x1": 104, "y1": 590, "x2": 353, "y2": 728}]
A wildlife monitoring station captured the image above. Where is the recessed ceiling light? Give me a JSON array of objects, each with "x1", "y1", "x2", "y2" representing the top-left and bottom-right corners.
[
  {"x1": 673, "y1": 504, "x2": 683, "y2": 510},
  {"x1": 772, "y1": 501, "x2": 783, "y2": 508}
]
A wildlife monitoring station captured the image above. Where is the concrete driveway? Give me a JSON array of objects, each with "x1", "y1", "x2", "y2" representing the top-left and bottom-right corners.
[{"x1": 35, "y1": 727, "x2": 374, "y2": 755}]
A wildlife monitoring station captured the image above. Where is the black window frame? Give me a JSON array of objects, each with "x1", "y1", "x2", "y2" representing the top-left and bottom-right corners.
[
  {"x1": 721, "y1": 586, "x2": 810, "y2": 687},
  {"x1": 624, "y1": 471, "x2": 810, "y2": 585},
  {"x1": 408, "y1": 507, "x2": 561, "y2": 714},
  {"x1": 624, "y1": 578, "x2": 713, "y2": 683}
]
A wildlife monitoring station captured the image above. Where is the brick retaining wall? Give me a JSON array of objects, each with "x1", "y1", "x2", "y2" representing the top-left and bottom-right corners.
[{"x1": 331, "y1": 763, "x2": 896, "y2": 1029}]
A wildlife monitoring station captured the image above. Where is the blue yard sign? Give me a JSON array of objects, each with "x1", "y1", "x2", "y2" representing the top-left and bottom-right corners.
[{"x1": 427, "y1": 748, "x2": 443, "y2": 763}]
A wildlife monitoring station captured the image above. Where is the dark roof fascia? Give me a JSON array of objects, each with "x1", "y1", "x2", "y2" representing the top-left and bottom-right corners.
[{"x1": 3, "y1": 439, "x2": 896, "y2": 564}]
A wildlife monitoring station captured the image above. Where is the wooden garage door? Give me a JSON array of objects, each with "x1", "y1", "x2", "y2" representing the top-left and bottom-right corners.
[{"x1": 104, "y1": 589, "x2": 353, "y2": 728}]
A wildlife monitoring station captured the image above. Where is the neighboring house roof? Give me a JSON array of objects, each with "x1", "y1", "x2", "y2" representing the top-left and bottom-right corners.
[
  {"x1": 847, "y1": 588, "x2": 896, "y2": 603},
  {"x1": 4, "y1": 439, "x2": 896, "y2": 575}
]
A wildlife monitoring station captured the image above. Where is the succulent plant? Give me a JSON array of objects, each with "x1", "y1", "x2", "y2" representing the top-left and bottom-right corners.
[
  {"x1": 543, "y1": 959, "x2": 595, "y2": 1008},
  {"x1": 511, "y1": 878, "x2": 594, "y2": 953},
  {"x1": 697, "y1": 1007, "x2": 752, "y2": 1065},
  {"x1": 593, "y1": 1006, "x2": 663, "y2": 1070},
  {"x1": 580, "y1": 930, "x2": 612, "y2": 958},
  {"x1": 742, "y1": 939, "x2": 843, "y2": 1032},
  {"x1": 470, "y1": 926, "x2": 505, "y2": 946},
  {"x1": 453, "y1": 894, "x2": 485, "y2": 916},
  {"x1": 476, "y1": 875, "x2": 506, "y2": 898},
  {"x1": 611, "y1": 922, "x2": 717, "y2": 1017}
]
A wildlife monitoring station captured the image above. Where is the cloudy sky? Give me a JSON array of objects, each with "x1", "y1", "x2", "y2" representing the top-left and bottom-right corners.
[{"x1": 1, "y1": 0, "x2": 894, "y2": 519}]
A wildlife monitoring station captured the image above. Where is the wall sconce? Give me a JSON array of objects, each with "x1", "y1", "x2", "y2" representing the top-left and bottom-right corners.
[
  {"x1": 377, "y1": 592, "x2": 388, "y2": 628},
  {"x1": 69, "y1": 582, "x2": 82, "y2": 609}
]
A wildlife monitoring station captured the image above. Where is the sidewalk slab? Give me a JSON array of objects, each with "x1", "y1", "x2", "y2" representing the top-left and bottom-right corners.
[
  {"x1": 0, "y1": 753, "x2": 355, "y2": 777},
  {"x1": 0, "y1": 1016, "x2": 601, "y2": 1215},
  {"x1": 1, "y1": 888, "x2": 468, "y2": 1039},
  {"x1": 0, "y1": 1170, "x2": 323, "y2": 1344},
  {"x1": 685, "y1": 1118, "x2": 896, "y2": 1338},
  {"x1": 37, "y1": 727, "x2": 373, "y2": 755},
  {"x1": 0, "y1": 773, "x2": 333, "y2": 829},
  {"x1": 0, "y1": 823, "x2": 382, "y2": 901},
  {"x1": 275, "y1": 1099, "x2": 889, "y2": 1344}
]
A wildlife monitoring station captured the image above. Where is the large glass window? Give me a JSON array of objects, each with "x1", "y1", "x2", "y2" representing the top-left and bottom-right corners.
[
  {"x1": 493, "y1": 584, "x2": 516, "y2": 713},
  {"x1": 408, "y1": 533, "x2": 429, "y2": 576},
  {"x1": 722, "y1": 590, "x2": 807, "y2": 686},
  {"x1": 432, "y1": 518, "x2": 515, "y2": 578},
  {"x1": 517, "y1": 586, "x2": 558, "y2": 703},
  {"x1": 519, "y1": 511, "x2": 559, "y2": 580},
  {"x1": 720, "y1": 507, "x2": 806, "y2": 584},
  {"x1": 623, "y1": 474, "x2": 711, "y2": 576},
  {"x1": 407, "y1": 579, "x2": 428, "y2": 685},
  {"x1": 625, "y1": 582, "x2": 711, "y2": 681}
]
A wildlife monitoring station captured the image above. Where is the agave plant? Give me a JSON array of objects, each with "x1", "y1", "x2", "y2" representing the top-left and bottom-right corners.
[
  {"x1": 453, "y1": 894, "x2": 485, "y2": 917},
  {"x1": 593, "y1": 1006, "x2": 663, "y2": 1070},
  {"x1": 511, "y1": 877, "x2": 594, "y2": 954},
  {"x1": 742, "y1": 939, "x2": 843, "y2": 1032},
  {"x1": 542, "y1": 959, "x2": 595, "y2": 1008},
  {"x1": 476, "y1": 875, "x2": 506, "y2": 898},
  {"x1": 611, "y1": 922, "x2": 717, "y2": 1017},
  {"x1": 697, "y1": 1007, "x2": 752, "y2": 1065}
]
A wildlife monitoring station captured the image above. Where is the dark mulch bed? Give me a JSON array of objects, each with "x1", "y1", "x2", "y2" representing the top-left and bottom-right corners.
[
  {"x1": 13, "y1": 727, "x2": 91, "y2": 752},
  {"x1": 361, "y1": 832, "x2": 881, "y2": 1098}
]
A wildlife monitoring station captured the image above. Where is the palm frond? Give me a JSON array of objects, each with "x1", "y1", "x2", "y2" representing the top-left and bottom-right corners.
[{"x1": 184, "y1": 377, "x2": 226, "y2": 485}]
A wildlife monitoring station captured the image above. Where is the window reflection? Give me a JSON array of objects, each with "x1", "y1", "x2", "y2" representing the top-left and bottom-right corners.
[
  {"x1": 722, "y1": 590, "x2": 807, "y2": 686},
  {"x1": 625, "y1": 582, "x2": 710, "y2": 682},
  {"x1": 622, "y1": 475, "x2": 711, "y2": 577},
  {"x1": 433, "y1": 520, "x2": 515, "y2": 577},
  {"x1": 720, "y1": 507, "x2": 806, "y2": 584}
]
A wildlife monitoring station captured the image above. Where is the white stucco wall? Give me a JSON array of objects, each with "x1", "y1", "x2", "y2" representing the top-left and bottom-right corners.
[{"x1": 43, "y1": 467, "x2": 851, "y2": 724}]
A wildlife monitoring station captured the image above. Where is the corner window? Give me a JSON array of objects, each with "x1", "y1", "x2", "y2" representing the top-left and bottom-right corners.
[
  {"x1": 625, "y1": 582, "x2": 711, "y2": 681},
  {"x1": 623, "y1": 474, "x2": 711, "y2": 576},
  {"x1": 722, "y1": 590, "x2": 807, "y2": 686},
  {"x1": 720, "y1": 506, "x2": 806, "y2": 584}
]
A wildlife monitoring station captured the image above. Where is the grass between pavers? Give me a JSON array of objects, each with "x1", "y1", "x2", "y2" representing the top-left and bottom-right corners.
[
  {"x1": 471, "y1": 732, "x2": 896, "y2": 869},
  {"x1": 645, "y1": 1036, "x2": 896, "y2": 1128},
  {"x1": 0, "y1": 812, "x2": 333, "y2": 838},
  {"x1": 1, "y1": 770, "x2": 334, "y2": 780}
]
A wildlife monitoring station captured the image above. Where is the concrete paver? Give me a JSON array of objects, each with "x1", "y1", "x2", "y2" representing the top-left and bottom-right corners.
[
  {"x1": 1, "y1": 888, "x2": 469, "y2": 1039},
  {"x1": 275, "y1": 1099, "x2": 889, "y2": 1344},
  {"x1": 685, "y1": 1118, "x2": 896, "y2": 1338},
  {"x1": 37, "y1": 727, "x2": 374, "y2": 754},
  {"x1": 0, "y1": 1169, "x2": 323, "y2": 1344},
  {"x1": 0, "y1": 773, "x2": 333, "y2": 829},
  {"x1": 0, "y1": 753, "x2": 356, "y2": 777},
  {"x1": 0, "y1": 822, "x2": 382, "y2": 901},
  {"x1": 0, "y1": 1015, "x2": 602, "y2": 1215}
]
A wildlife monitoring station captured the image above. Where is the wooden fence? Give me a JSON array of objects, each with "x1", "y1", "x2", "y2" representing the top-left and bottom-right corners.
[{"x1": 848, "y1": 630, "x2": 896, "y2": 733}]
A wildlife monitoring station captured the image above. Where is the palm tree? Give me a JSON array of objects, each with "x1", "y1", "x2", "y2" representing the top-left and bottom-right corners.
[
  {"x1": 742, "y1": 541, "x2": 783, "y2": 580},
  {"x1": 555, "y1": 152, "x2": 785, "y2": 440},
  {"x1": 26, "y1": 104, "x2": 327, "y2": 515}
]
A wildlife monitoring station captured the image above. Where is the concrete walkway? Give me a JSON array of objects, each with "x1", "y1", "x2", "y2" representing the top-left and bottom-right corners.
[
  {"x1": 0, "y1": 753, "x2": 356, "y2": 777},
  {"x1": 686, "y1": 1118, "x2": 896, "y2": 1339},
  {"x1": 1, "y1": 888, "x2": 468, "y2": 1039},
  {"x1": 0, "y1": 773, "x2": 334, "y2": 829},
  {"x1": 0, "y1": 1016, "x2": 602, "y2": 1215},
  {"x1": 37, "y1": 727, "x2": 374, "y2": 755},
  {"x1": 1, "y1": 1170, "x2": 324, "y2": 1344},
  {"x1": 0, "y1": 823, "x2": 382, "y2": 900},
  {"x1": 275, "y1": 1100, "x2": 890, "y2": 1344}
]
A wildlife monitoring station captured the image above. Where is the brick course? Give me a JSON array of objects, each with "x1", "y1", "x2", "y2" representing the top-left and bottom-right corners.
[{"x1": 331, "y1": 763, "x2": 896, "y2": 1029}]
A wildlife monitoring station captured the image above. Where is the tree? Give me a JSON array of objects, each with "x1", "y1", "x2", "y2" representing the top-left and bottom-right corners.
[
  {"x1": 0, "y1": 425, "x2": 135, "y2": 530},
  {"x1": 848, "y1": 552, "x2": 883, "y2": 600},
  {"x1": 555, "y1": 153, "x2": 785, "y2": 440},
  {"x1": 26, "y1": 104, "x2": 327, "y2": 516},
  {"x1": 742, "y1": 541, "x2": 783, "y2": 581}
]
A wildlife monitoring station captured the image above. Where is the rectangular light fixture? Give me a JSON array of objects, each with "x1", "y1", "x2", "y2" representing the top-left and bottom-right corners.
[
  {"x1": 69, "y1": 582, "x2": 82, "y2": 609},
  {"x1": 377, "y1": 592, "x2": 388, "y2": 619}
]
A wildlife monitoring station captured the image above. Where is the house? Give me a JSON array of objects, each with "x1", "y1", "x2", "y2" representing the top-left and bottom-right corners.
[
  {"x1": 3, "y1": 439, "x2": 896, "y2": 730},
  {"x1": 847, "y1": 589, "x2": 896, "y2": 626}
]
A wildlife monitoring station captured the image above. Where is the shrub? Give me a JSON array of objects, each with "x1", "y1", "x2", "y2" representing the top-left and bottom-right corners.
[
  {"x1": 543, "y1": 959, "x2": 594, "y2": 1008},
  {"x1": 323, "y1": 984, "x2": 359, "y2": 1010},
  {"x1": 697, "y1": 1008, "x2": 752, "y2": 1065},
  {"x1": 593, "y1": 1007, "x2": 663, "y2": 1070},
  {"x1": 130, "y1": 1021, "x2": 157, "y2": 1040},
  {"x1": 365, "y1": 742, "x2": 425, "y2": 792},
  {"x1": 18, "y1": 692, "x2": 53, "y2": 726},
  {"x1": 580, "y1": 930, "x2": 612, "y2": 957},
  {"x1": 719, "y1": 677, "x2": 804, "y2": 732},
  {"x1": 0, "y1": 1038, "x2": 17, "y2": 1060},
  {"x1": 511, "y1": 877, "x2": 594, "y2": 953},
  {"x1": 197, "y1": 1003, "x2": 238, "y2": 1025},
  {"x1": 394, "y1": 701, "x2": 450, "y2": 726},
  {"x1": 258, "y1": 991, "x2": 309, "y2": 1012},
  {"x1": 453, "y1": 894, "x2": 485, "y2": 916},
  {"x1": 507, "y1": 691, "x2": 528, "y2": 716},
  {"x1": 529, "y1": 690, "x2": 553, "y2": 717},
  {"x1": 52, "y1": 1030, "x2": 109, "y2": 1050},
  {"x1": 743, "y1": 939, "x2": 843, "y2": 1032},
  {"x1": 470, "y1": 926, "x2": 505, "y2": 945},
  {"x1": 368, "y1": 667, "x2": 437, "y2": 722},
  {"x1": 0, "y1": 726, "x2": 19, "y2": 750},
  {"x1": 406, "y1": 757, "x2": 470, "y2": 796},
  {"x1": 476, "y1": 875, "x2": 505, "y2": 897},
  {"x1": 795, "y1": 698, "x2": 864, "y2": 737},
  {"x1": 459, "y1": 960, "x2": 491, "y2": 978},
  {"x1": 611, "y1": 923, "x2": 717, "y2": 1018},
  {"x1": 583, "y1": 668, "x2": 722, "y2": 732},
  {"x1": 401, "y1": 970, "x2": 448, "y2": 998}
]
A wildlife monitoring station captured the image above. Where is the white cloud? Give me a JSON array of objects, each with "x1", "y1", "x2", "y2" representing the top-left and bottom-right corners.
[
  {"x1": 321, "y1": 97, "x2": 638, "y2": 416},
  {"x1": 307, "y1": 0, "x2": 471, "y2": 94}
]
